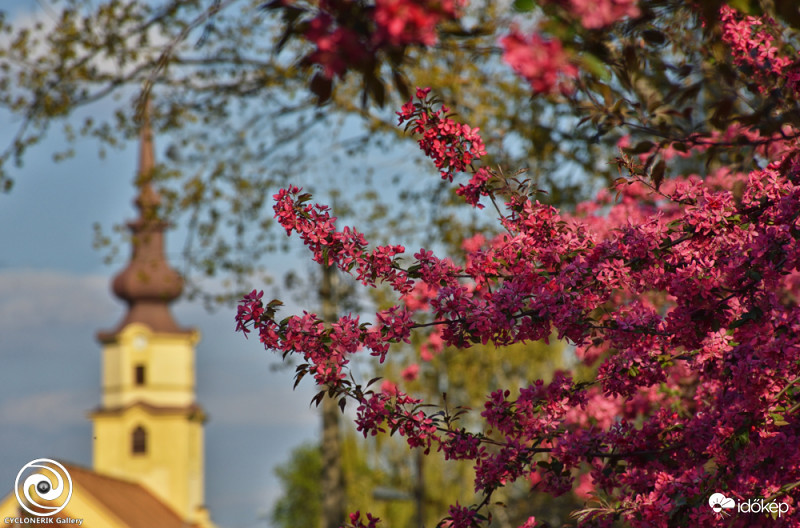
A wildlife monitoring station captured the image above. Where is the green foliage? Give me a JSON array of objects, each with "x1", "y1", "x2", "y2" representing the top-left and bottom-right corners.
[
  {"x1": 272, "y1": 434, "x2": 414, "y2": 528},
  {"x1": 272, "y1": 442, "x2": 323, "y2": 528}
]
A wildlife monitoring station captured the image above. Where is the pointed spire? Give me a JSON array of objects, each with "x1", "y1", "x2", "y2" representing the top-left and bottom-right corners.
[
  {"x1": 135, "y1": 98, "x2": 160, "y2": 219},
  {"x1": 139, "y1": 98, "x2": 155, "y2": 174},
  {"x1": 98, "y1": 98, "x2": 188, "y2": 340}
]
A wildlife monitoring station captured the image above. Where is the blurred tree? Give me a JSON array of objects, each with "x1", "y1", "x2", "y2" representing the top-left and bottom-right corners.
[
  {"x1": 3, "y1": 1, "x2": 798, "y2": 305},
  {"x1": 0, "y1": 0, "x2": 656, "y2": 300},
  {"x1": 272, "y1": 442, "x2": 324, "y2": 528}
]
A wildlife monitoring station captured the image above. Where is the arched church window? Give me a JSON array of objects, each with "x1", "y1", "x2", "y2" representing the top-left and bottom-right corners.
[{"x1": 132, "y1": 425, "x2": 147, "y2": 455}]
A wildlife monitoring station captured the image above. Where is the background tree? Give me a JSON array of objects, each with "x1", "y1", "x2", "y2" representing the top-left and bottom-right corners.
[
  {"x1": 271, "y1": 442, "x2": 324, "y2": 528},
  {"x1": 4, "y1": 0, "x2": 800, "y2": 293},
  {"x1": 0, "y1": 0, "x2": 677, "y2": 300}
]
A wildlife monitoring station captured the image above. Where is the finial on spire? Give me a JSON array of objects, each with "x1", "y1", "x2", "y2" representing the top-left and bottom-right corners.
[{"x1": 98, "y1": 96, "x2": 189, "y2": 340}]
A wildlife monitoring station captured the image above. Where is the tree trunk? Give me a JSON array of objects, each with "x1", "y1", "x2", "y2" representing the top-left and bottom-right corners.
[{"x1": 319, "y1": 265, "x2": 345, "y2": 528}]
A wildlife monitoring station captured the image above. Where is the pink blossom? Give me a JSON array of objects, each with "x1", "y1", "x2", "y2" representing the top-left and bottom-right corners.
[
  {"x1": 573, "y1": 472, "x2": 595, "y2": 500},
  {"x1": 420, "y1": 327, "x2": 444, "y2": 361},
  {"x1": 500, "y1": 30, "x2": 578, "y2": 95},
  {"x1": 345, "y1": 511, "x2": 381, "y2": 528},
  {"x1": 401, "y1": 363, "x2": 420, "y2": 381},
  {"x1": 719, "y1": 5, "x2": 793, "y2": 93},
  {"x1": 396, "y1": 88, "x2": 487, "y2": 185},
  {"x1": 373, "y1": 0, "x2": 464, "y2": 47},
  {"x1": 238, "y1": 46, "x2": 800, "y2": 526},
  {"x1": 304, "y1": 14, "x2": 368, "y2": 78},
  {"x1": 381, "y1": 379, "x2": 398, "y2": 395},
  {"x1": 446, "y1": 503, "x2": 479, "y2": 528},
  {"x1": 567, "y1": 0, "x2": 640, "y2": 29},
  {"x1": 461, "y1": 233, "x2": 486, "y2": 253}
]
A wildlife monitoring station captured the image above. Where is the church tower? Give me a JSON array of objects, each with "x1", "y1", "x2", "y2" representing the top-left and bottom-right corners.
[{"x1": 91, "y1": 104, "x2": 213, "y2": 527}]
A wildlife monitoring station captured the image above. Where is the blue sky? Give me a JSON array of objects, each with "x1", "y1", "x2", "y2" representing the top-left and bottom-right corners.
[{"x1": 0, "y1": 4, "x2": 323, "y2": 527}]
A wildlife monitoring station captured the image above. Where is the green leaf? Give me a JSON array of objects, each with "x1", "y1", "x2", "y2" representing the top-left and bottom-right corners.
[
  {"x1": 577, "y1": 53, "x2": 611, "y2": 81},
  {"x1": 513, "y1": 0, "x2": 535, "y2": 12},
  {"x1": 651, "y1": 160, "x2": 666, "y2": 191},
  {"x1": 627, "y1": 141, "x2": 654, "y2": 154},
  {"x1": 728, "y1": 0, "x2": 760, "y2": 15}
]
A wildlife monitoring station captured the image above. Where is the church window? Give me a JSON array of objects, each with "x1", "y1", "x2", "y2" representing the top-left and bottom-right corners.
[
  {"x1": 132, "y1": 426, "x2": 147, "y2": 454},
  {"x1": 134, "y1": 364, "x2": 146, "y2": 386}
]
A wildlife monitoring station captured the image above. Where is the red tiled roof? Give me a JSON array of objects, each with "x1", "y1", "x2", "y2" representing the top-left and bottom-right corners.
[{"x1": 60, "y1": 463, "x2": 199, "y2": 528}]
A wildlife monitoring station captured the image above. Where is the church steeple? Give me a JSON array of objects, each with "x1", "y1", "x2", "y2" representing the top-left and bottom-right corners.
[
  {"x1": 91, "y1": 99, "x2": 214, "y2": 527},
  {"x1": 99, "y1": 100, "x2": 186, "y2": 340}
]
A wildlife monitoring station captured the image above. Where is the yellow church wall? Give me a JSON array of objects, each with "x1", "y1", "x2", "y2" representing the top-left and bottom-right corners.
[
  {"x1": 101, "y1": 324, "x2": 199, "y2": 409},
  {"x1": 92, "y1": 393, "x2": 205, "y2": 522}
]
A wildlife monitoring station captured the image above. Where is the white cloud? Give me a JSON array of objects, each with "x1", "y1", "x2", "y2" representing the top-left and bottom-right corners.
[
  {"x1": 0, "y1": 270, "x2": 120, "y2": 330},
  {"x1": 0, "y1": 389, "x2": 93, "y2": 432}
]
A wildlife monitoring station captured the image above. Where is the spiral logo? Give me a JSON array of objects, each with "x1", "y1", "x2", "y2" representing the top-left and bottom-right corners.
[{"x1": 14, "y1": 458, "x2": 73, "y2": 517}]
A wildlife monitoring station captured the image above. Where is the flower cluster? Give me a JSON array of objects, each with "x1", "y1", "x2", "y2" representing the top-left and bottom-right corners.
[
  {"x1": 500, "y1": 30, "x2": 578, "y2": 95},
  {"x1": 444, "y1": 503, "x2": 480, "y2": 528},
  {"x1": 719, "y1": 5, "x2": 795, "y2": 93},
  {"x1": 545, "y1": 0, "x2": 640, "y2": 29},
  {"x1": 304, "y1": 11, "x2": 370, "y2": 78},
  {"x1": 300, "y1": 0, "x2": 465, "y2": 79},
  {"x1": 273, "y1": 186, "x2": 413, "y2": 294},
  {"x1": 566, "y1": 0, "x2": 639, "y2": 29},
  {"x1": 397, "y1": 87, "x2": 487, "y2": 184},
  {"x1": 237, "y1": 6, "x2": 800, "y2": 526},
  {"x1": 342, "y1": 511, "x2": 381, "y2": 528},
  {"x1": 373, "y1": 0, "x2": 465, "y2": 47}
]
